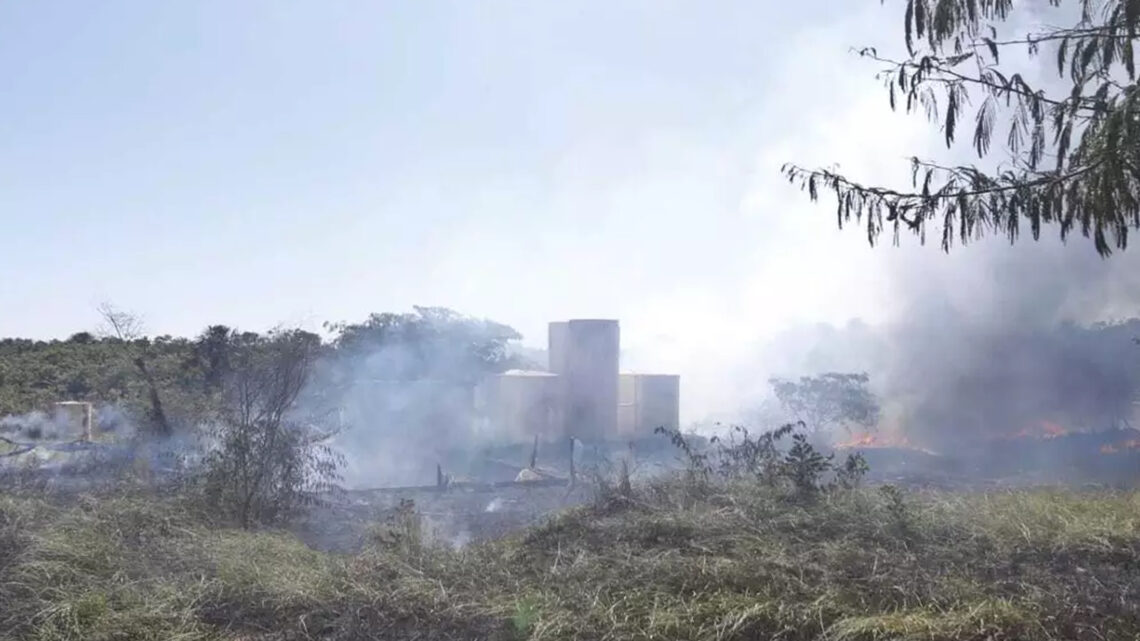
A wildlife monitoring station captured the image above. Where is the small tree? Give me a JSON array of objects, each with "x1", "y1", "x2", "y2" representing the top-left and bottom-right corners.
[
  {"x1": 203, "y1": 329, "x2": 342, "y2": 528},
  {"x1": 782, "y1": 433, "x2": 834, "y2": 497},
  {"x1": 97, "y1": 303, "x2": 173, "y2": 437},
  {"x1": 835, "y1": 451, "x2": 871, "y2": 489},
  {"x1": 768, "y1": 372, "x2": 881, "y2": 436}
]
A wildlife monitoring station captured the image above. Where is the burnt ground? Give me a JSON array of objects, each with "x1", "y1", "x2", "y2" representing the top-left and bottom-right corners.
[
  {"x1": 297, "y1": 429, "x2": 1140, "y2": 553},
  {"x1": 857, "y1": 430, "x2": 1140, "y2": 489},
  {"x1": 6, "y1": 431, "x2": 1139, "y2": 556},
  {"x1": 294, "y1": 482, "x2": 593, "y2": 552}
]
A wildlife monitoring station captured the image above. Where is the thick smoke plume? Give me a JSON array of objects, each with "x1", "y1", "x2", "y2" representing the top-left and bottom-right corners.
[
  {"x1": 881, "y1": 243, "x2": 1140, "y2": 449},
  {"x1": 745, "y1": 237, "x2": 1140, "y2": 454}
]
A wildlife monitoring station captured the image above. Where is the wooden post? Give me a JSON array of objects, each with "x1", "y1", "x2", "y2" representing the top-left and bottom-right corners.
[
  {"x1": 81, "y1": 403, "x2": 93, "y2": 441},
  {"x1": 529, "y1": 434, "x2": 538, "y2": 469},
  {"x1": 568, "y1": 436, "x2": 576, "y2": 486}
]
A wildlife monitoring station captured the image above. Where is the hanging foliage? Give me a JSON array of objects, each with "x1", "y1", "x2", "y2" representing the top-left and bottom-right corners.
[{"x1": 783, "y1": 0, "x2": 1140, "y2": 256}]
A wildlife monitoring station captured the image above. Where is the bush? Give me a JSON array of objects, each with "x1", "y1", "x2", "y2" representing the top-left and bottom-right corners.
[
  {"x1": 656, "y1": 423, "x2": 869, "y2": 498},
  {"x1": 782, "y1": 432, "x2": 833, "y2": 496},
  {"x1": 582, "y1": 453, "x2": 637, "y2": 511},
  {"x1": 201, "y1": 329, "x2": 342, "y2": 528}
]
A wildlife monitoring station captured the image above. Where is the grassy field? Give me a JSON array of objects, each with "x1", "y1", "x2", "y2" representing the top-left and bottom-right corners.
[{"x1": 1, "y1": 479, "x2": 1138, "y2": 641}]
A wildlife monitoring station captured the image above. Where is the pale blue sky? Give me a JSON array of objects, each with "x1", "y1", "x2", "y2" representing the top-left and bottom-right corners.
[
  {"x1": 0, "y1": 2, "x2": 866, "y2": 338},
  {"x1": 4, "y1": 1, "x2": 1132, "y2": 418}
]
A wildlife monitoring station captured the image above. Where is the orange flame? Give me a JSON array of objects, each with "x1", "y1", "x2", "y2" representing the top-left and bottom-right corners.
[
  {"x1": 835, "y1": 432, "x2": 914, "y2": 450},
  {"x1": 840, "y1": 433, "x2": 879, "y2": 448},
  {"x1": 1101, "y1": 438, "x2": 1140, "y2": 454},
  {"x1": 1010, "y1": 420, "x2": 1069, "y2": 440}
]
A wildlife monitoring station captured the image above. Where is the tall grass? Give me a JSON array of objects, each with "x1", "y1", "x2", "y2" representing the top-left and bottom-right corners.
[{"x1": 1, "y1": 479, "x2": 1137, "y2": 640}]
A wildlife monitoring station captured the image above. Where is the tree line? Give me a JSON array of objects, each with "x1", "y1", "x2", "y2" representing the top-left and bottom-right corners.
[
  {"x1": 0, "y1": 306, "x2": 526, "y2": 426},
  {"x1": 0, "y1": 305, "x2": 528, "y2": 527}
]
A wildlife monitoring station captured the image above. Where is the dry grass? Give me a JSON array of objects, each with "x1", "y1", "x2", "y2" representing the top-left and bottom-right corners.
[{"x1": 1, "y1": 479, "x2": 1138, "y2": 640}]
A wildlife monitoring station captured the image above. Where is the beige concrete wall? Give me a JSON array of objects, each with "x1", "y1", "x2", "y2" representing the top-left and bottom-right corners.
[
  {"x1": 478, "y1": 372, "x2": 562, "y2": 443},
  {"x1": 617, "y1": 374, "x2": 680, "y2": 438}
]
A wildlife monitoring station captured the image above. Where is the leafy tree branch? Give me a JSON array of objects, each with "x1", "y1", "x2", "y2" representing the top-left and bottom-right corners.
[{"x1": 785, "y1": 0, "x2": 1140, "y2": 255}]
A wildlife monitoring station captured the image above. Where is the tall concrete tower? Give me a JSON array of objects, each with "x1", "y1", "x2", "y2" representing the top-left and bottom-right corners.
[{"x1": 548, "y1": 319, "x2": 619, "y2": 442}]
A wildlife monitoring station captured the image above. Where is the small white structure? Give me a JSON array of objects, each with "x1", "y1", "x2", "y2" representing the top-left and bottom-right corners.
[{"x1": 53, "y1": 401, "x2": 94, "y2": 440}]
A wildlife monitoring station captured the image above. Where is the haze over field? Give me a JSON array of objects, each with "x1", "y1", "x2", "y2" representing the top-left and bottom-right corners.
[{"x1": 2, "y1": 1, "x2": 1138, "y2": 424}]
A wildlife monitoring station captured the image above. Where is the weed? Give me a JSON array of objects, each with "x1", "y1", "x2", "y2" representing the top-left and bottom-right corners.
[
  {"x1": 835, "y1": 451, "x2": 870, "y2": 489},
  {"x1": 367, "y1": 498, "x2": 426, "y2": 553},
  {"x1": 879, "y1": 484, "x2": 912, "y2": 537},
  {"x1": 782, "y1": 431, "x2": 833, "y2": 496},
  {"x1": 654, "y1": 425, "x2": 712, "y2": 487}
]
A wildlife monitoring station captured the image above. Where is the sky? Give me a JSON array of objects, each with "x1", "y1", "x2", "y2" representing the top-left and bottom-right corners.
[{"x1": 2, "y1": 1, "x2": 1134, "y2": 421}]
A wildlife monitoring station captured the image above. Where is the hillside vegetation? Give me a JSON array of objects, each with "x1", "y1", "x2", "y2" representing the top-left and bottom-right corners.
[
  {"x1": 2, "y1": 478, "x2": 1137, "y2": 641},
  {"x1": 0, "y1": 307, "x2": 525, "y2": 423}
]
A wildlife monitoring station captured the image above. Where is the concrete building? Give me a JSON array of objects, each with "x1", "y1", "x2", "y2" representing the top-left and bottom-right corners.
[
  {"x1": 477, "y1": 319, "x2": 679, "y2": 444},
  {"x1": 549, "y1": 319, "x2": 620, "y2": 442}
]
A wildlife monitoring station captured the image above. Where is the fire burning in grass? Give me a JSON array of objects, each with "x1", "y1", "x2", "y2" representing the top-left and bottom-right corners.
[
  {"x1": 833, "y1": 430, "x2": 938, "y2": 455},
  {"x1": 1100, "y1": 439, "x2": 1140, "y2": 455},
  {"x1": 997, "y1": 420, "x2": 1140, "y2": 456},
  {"x1": 836, "y1": 432, "x2": 910, "y2": 449},
  {"x1": 1009, "y1": 420, "x2": 1069, "y2": 440}
]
